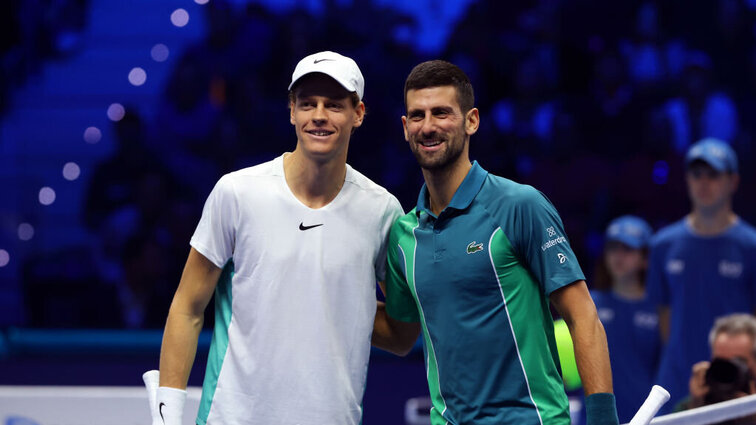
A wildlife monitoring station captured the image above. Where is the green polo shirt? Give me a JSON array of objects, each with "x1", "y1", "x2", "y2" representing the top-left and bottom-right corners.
[{"x1": 385, "y1": 161, "x2": 584, "y2": 425}]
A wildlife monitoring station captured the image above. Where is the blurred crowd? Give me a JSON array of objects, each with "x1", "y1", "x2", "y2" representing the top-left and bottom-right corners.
[
  {"x1": 0, "y1": 0, "x2": 88, "y2": 115},
  {"x1": 6, "y1": 0, "x2": 756, "y2": 385}
]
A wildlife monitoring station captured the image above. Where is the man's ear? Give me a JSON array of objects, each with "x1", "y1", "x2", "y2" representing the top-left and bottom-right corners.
[
  {"x1": 353, "y1": 101, "x2": 366, "y2": 128},
  {"x1": 465, "y1": 108, "x2": 480, "y2": 136},
  {"x1": 401, "y1": 116, "x2": 409, "y2": 142},
  {"x1": 289, "y1": 100, "x2": 296, "y2": 125}
]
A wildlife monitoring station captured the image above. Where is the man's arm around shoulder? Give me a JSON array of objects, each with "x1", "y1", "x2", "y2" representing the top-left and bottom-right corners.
[{"x1": 372, "y1": 282, "x2": 421, "y2": 356}]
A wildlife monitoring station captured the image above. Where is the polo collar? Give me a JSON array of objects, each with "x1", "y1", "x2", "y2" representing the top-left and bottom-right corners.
[{"x1": 416, "y1": 161, "x2": 488, "y2": 216}]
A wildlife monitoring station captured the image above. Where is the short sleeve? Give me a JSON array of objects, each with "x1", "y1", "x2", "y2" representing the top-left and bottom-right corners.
[
  {"x1": 510, "y1": 188, "x2": 585, "y2": 295},
  {"x1": 385, "y1": 221, "x2": 421, "y2": 323},
  {"x1": 190, "y1": 175, "x2": 239, "y2": 268},
  {"x1": 374, "y1": 195, "x2": 405, "y2": 282},
  {"x1": 645, "y1": 238, "x2": 669, "y2": 307}
]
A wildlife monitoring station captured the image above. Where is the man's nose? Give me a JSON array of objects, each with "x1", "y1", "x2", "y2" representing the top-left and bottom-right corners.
[
  {"x1": 312, "y1": 103, "x2": 327, "y2": 124},
  {"x1": 420, "y1": 116, "x2": 435, "y2": 135}
]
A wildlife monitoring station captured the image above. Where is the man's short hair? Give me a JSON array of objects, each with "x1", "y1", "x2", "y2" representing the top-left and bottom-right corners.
[
  {"x1": 709, "y1": 313, "x2": 756, "y2": 358},
  {"x1": 404, "y1": 60, "x2": 475, "y2": 113}
]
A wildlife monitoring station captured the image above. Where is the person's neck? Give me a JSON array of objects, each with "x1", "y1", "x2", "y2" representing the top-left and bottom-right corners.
[
  {"x1": 283, "y1": 150, "x2": 347, "y2": 209},
  {"x1": 687, "y1": 205, "x2": 737, "y2": 236},
  {"x1": 422, "y1": 158, "x2": 472, "y2": 216},
  {"x1": 612, "y1": 276, "x2": 645, "y2": 300}
]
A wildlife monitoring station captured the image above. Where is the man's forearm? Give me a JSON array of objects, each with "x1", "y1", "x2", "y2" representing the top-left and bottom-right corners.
[
  {"x1": 571, "y1": 316, "x2": 613, "y2": 395},
  {"x1": 159, "y1": 309, "x2": 204, "y2": 389},
  {"x1": 372, "y1": 301, "x2": 420, "y2": 356}
]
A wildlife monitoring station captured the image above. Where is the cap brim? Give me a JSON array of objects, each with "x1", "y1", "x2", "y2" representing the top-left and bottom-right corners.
[
  {"x1": 607, "y1": 236, "x2": 644, "y2": 249},
  {"x1": 288, "y1": 71, "x2": 359, "y2": 99}
]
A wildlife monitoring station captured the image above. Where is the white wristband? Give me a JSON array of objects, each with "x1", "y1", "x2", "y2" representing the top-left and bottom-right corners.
[
  {"x1": 156, "y1": 386, "x2": 187, "y2": 425},
  {"x1": 142, "y1": 370, "x2": 161, "y2": 424}
]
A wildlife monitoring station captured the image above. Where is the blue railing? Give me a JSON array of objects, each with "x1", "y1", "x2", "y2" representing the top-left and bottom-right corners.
[{"x1": 0, "y1": 328, "x2": 421, "y2": 358}]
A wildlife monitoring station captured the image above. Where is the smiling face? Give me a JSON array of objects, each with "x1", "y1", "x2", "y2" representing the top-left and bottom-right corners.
[
  {"x1": 402, "y1": 85, "x2": 479, "y2": 172},
  {"x1": 290, "y1": 73, "x2": 365, "y2": 163}
]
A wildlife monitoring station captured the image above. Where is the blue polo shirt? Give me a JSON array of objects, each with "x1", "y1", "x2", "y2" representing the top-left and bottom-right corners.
[
  {"x1": 646, "y1": 218, "x2": 756, "y2": 410},
  {"x1": 385, "y1": 162, "x2": 585, "y2": 425}
]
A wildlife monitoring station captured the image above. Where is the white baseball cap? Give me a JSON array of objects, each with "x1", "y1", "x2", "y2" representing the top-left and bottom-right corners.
[{"x1": 288, "y1": 51, "x2": 364, "y2": 100}]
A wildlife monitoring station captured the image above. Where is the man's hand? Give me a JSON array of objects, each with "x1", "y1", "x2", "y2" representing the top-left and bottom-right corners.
[{"x1": 689, "y1": 360, "x2": 711, "y2": 408}]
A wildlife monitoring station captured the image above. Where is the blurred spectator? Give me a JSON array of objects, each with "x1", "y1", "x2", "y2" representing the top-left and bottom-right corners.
[
  {"x1": 591, "y1": 215, "x2": 660, "y2": 423},
  {"x1": 1, "y1": 0, "x2": 88, "y2": 116},
  {"x1": 657, "y1": 51, "x2": 739, "y2": 154},
  {"x1": 82, "y1": 107, "x2": 187, "y2": 328},
  {"x1": 618, "y1": 2, "x2": 687, "y2": 92},
  {"x1": 83, "y1": 108, "x2": 173, "y2": 230},
  {"x1": 490, "y1": 55, "x2": 576, "y2": 158},
  {"x1": 677, "y1": 313, "x2": 756, "y2": 424},
  {"x1": 151, "y1": 52, "x2": 224, "y2": 198},
  {"x1": 710, "y1": 0, "x2": 754, "y2": 94},
  {"x1": 647, "y1": 138, "x2": 756, "y2": 410},
  {"x1": 581, "y1": 49, "x2": 643, "y2": 158},
  {"x1": 119, "y1": 231, "x2": 175, "y2": 328}
]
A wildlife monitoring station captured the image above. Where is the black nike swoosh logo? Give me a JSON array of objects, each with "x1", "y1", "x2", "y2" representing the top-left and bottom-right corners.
[
  {"x1": 314, "y1": 58, "x2": 334, "y2": 64},
  {"x1": 299, "y1": 222, "x2": 324, "y2": 231},
  {"x1": 159, "y1": 402, "x2": 166, "y2": 423}
]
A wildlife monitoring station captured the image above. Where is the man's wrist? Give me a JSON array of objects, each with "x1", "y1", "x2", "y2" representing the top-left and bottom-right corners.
[
  {"x1": 585, "y1": 392, "x2": 619, "y2": 425},
  {"x1": 156, "y1": 386, "x2": 187, "y2": 425}
]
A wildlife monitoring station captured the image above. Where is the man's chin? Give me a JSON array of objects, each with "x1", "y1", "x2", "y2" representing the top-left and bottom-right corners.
[{"x1": 413, "y1": 154, "x2": 445, "y2": 170}]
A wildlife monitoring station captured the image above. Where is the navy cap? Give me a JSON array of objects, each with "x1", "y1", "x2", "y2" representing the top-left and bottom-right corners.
[
  {"x1": 605, "y1": 215, "x2": 653, "y2": 249},
  {"x1": 685, "y1": 138, "x2": 738, "y2": 173}
]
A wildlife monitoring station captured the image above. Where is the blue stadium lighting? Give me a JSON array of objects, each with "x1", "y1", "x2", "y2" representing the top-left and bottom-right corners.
[
  {"x1": 128, "y1": 67, "x2": 147, "y2": 86},
  {"x1": 83, "y1": 126, "x2": 102, "y2": 144},
  {"x1": 107, "y1": 103, "x2": 125, "y2": 122},
  {"x1": 170, "y1": 8, "x2": 190, "y2": 27},
  {"x1": 652, "y1": 160, "x2": 669, "y2": 185},
  {"x1": 0, "y1": 249, "x2": 9, "y2": 267},
  {"x1": 62, "y1": 162, "x2": 81, "y2": 181},
  {"x1": 38, "y1": 187, "x2": 56, "y2": 206},
  {"x1": 150, "y1": 44, "x2": 170, "y2": 62},
  {"x1": 17, "y1": 223, "x2": 34, "y2": 242}
]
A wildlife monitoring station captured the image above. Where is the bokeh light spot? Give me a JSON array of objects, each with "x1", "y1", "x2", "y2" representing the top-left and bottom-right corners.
[
  {"x1": 151, "y1": 44, "x2": 170, "y2": 62},
  {"x1": 171, "y1": 9, "x2": 190, "y2": 27},
  {"x1": 39, "y1": 187, "x2": 56, "y2": 206},
  {"x1": 18, "y1": 223, "x2": 34, "y2": 241},
  {"x1": 107, "y1": 103, "x2": 125, "y2": 122},
  {"x1": 63, "y1": 162, "x2": 81, "y2": 181},
  {"x1": 0, "y1": 250, "x2": 9, "y2": 267},
  {"x1": 128, "y1": 67, "x2": 147, "y2": 86},
  {"x1": 83, "y1": 126, "x2": 101, "y2": 144}
]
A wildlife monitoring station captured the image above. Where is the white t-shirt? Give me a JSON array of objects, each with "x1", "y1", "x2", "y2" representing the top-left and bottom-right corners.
[{"x1": 190, "y1": 154, "x2": 403, "y2": 425}]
